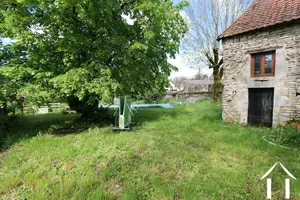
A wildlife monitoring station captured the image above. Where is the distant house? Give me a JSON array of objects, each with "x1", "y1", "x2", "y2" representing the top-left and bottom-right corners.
[
  {"x1": 166, "y1": 81, "x2": 179, "y2": 92},
  {"x1": 218, "y1": 0, "x2": 300, "y2": 127},
  {"x1": 169, "y1": 79, "x2": 213, "y2": 93}
]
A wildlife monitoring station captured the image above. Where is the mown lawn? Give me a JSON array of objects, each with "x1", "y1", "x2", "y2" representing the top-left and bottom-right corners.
[{"x1": 1, "y1": 101, "x2": 300, "y2": 199}]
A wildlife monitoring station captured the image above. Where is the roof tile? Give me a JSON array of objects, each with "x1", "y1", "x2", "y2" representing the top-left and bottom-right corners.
[{"x1": 218, "y1": 0, "x2": 300, "y2": 39}]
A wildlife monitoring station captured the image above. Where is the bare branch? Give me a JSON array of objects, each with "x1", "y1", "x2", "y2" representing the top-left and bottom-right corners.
[{"x1": 181, "y1": 0, "x2": 254, "y2": 70}]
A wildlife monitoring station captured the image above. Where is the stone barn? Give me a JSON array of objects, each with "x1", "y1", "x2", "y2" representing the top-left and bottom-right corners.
[{"x1": 218, "y1": 0, "x2": 300, "y2": 127}]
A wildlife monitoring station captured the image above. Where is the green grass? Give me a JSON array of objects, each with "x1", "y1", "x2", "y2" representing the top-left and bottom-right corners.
[{"x1": 1, "y1": 101, "x2": 300, "y2": 199}]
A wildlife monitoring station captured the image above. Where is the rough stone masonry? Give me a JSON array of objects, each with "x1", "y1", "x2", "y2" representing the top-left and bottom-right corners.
[{"x1": 222, "y1": 22, "x2": 300, "y2": 127}]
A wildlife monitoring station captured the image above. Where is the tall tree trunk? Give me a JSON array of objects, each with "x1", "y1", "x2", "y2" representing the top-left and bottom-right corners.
[
  {"x1": 3, "y1": 101, "x2": 8, "y2": 116},
  {"x1": 21, "y1": 101, "x2": 24, "y2": 115},
  {"x1": 67, "y1": 95, "x2": 99, "y2": 118},
  {"x1": 205, "y1": 47, "x2": 223, "y2": 102},
  {"x1": 212, "y1": 67, "x2": 222, "y2": 102}
]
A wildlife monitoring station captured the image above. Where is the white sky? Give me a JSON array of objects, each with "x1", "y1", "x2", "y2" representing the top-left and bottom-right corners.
[
  {"x1": 121, "y1": 14, "x2": 135, "y2": 25},
  {"x1": 168, "y1": 56, "x2": 196, "y2": 78},
  {"x1": 168, "y1": 55, "x2": 212, "y2": 78},
  {"x1": 168, "y1": 8, "x2": 212, "y2": 79},
  {"x1": 1, "y1": 38, "x2": 12, "y2": 45}
]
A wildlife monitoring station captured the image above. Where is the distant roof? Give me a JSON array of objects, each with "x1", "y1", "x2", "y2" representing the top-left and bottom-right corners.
[
  {"x1": 218, "y1": 0, "x2": 300, "y2": 40},
  {"x1": 182, "y1": 79, "x2": 213, "y2": 85}
]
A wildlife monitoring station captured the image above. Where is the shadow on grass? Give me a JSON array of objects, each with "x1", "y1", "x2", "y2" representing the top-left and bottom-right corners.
[
  {"x1": 132, "y1": 108, "x2": 189, "y2": 126},
  {"x1": 0, "y1": 108, "x2": 184, "y2": 151},
  {"x1": 0, "y1": 114, "x2": 79, "y2": 151},
  {"x1": 202, "y1": 111, "x2": 222, "y2": 121},
  {"x1": 0, "y1": 111, "x2": 116, "y2": 151}
]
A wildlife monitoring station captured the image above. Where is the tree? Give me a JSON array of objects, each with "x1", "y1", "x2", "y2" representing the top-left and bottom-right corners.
[
  {"x1": 0, "y1": 42, "x2": 18, "y2": 115},
  {"x1": 193, "y1": 68, "x2": 208, "y2": 80},
  {"x1": 169, "y1": 76, "x2": 187, "y2": 88},
  {"x1": 0, "y1": 0, "x2": 188, "y2": 115},
  {"x1": 193, "y1": 73, "x2": 208, "y2": 80},
  {"x1": 0, "y1": 40, "x2": 51, "y2": 115},
  {"x1": 181, "y1": 0, "x2": 253, "y2": 101}
]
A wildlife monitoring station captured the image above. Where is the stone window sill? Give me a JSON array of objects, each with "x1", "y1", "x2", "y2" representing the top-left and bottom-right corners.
[{"x1": 252, "y1": 77, "x2": 275, "y2": 82}]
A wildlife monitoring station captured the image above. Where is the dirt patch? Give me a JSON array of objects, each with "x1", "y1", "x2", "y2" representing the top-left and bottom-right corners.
[
  {"x1": 94, "y1": 162, "x2": 108, "y2": 174},
  {"x1": 105, "y1": 179, "x2": 123, "y2": 196},
  {"x1": 0, "y1": 150, "x2": 10, "y2": 163}
]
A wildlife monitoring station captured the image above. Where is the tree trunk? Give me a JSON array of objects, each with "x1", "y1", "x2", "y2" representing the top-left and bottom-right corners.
[
  {"x1": 212, "y1": 67, "x2": 222, "y2": 102},
  {"x1": 205, "y1": 47, "x2": 223, "y2": 103},
  {"x1": 21, "y1": 101, "x2": 24, "y2": 115},
  {"x1": 3, "y1": 101, "x2": 8, "y2": 116},
  {"x1": 67, "y1": 95, "x2": 99, "y2": 118}
]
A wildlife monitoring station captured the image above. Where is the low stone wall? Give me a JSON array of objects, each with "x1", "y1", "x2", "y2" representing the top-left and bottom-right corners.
[{"x1": 165, "y1": 92, "x2": 211, "y2": 103}]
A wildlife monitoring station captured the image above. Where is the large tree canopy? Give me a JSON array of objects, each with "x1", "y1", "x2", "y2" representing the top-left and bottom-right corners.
[{"x1": 0, "y1": 0, "x2": 188, "y2": 111}]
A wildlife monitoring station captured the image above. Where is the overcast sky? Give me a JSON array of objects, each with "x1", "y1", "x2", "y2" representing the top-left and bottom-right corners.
[
  {"x1": 1, "y1": 38, "x2": 11, "y2": 45},
  {"x1": 169, "y1": 0, "x2": 213, "y2": 79}
]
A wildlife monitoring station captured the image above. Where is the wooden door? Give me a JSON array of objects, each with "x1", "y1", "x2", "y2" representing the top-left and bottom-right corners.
[{"x1": 248, "y1": 88, "x2": 274, "y2": 127}]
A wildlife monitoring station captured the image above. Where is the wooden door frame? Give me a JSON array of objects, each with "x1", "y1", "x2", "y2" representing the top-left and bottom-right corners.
[{"x1": 248, "y1": 88, "x2": 274, "y2": 127}]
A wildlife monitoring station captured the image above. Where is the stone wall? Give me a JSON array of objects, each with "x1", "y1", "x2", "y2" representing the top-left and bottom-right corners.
[
  {"x1": 181, "y1": 84, "x2": 212, "y2": 93},
  {"x1": 222, "y1": 22, "x2": 300, "y2": 127},
  {"x1": 164, "y1": 93, "x2": 211, "y2": 103}
]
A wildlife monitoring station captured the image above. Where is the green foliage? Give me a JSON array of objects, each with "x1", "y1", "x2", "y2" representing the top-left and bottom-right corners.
[
  {"x1": 136, "y1": 88, "x2": 166, "y2": 103},
  {"x1": 0, "y1": 42, "x2": 52, "y2": 113},
  {"x1": 266, "y1": 125, "x2": 300, "y2": 148},
  {"x1": 135, "y1": 73, "x2": 169, "y2": 103},
  {"x1": 0, "y1": 0, "x2": 188, "y2": 111},
  {"x1": 0, "y1": 69, "x2": 17, "y2": 105}
]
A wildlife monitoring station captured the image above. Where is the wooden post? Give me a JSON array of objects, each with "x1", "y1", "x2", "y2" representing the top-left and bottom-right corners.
[{"x1": 267, "y1": 178, "x2": 271, "y2": 199}]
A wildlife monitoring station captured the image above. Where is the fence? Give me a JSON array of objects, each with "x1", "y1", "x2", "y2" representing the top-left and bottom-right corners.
[{"x1": 23, "y1": 103, "x2": 67, "y2": 115}]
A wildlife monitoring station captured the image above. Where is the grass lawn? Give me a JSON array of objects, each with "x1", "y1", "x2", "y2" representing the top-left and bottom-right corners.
[{"x1": 1, "y1": 101, "x2": 300, "y2": 199}]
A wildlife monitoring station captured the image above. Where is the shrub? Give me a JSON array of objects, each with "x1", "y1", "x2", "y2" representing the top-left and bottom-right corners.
[{"x1": 266, "y1": 124, "x2": 300, "y2": 148}]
